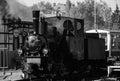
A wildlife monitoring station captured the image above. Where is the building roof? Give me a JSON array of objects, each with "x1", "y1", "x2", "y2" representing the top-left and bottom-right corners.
[
  {"x1": 86, "y1": 29, "x2": 110, "y2": 33},
  {"x1": 86, "y1": 29, "x2": 120, "y2": 33}
]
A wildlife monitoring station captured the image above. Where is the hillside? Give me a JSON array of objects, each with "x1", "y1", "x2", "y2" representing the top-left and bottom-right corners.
[{"x1": 6, "y1": 0, "x2": 32, "y2": 21}]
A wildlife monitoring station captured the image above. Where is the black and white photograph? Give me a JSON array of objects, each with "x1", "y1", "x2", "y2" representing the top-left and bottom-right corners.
[{"x1": 0, "y1": 0, "x2": 120, "y2": 81}]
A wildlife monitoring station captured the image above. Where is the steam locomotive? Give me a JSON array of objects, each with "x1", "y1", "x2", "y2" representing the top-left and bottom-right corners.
[{"x1": 17, "y1": 11, "x2": 106, "y2": 80}]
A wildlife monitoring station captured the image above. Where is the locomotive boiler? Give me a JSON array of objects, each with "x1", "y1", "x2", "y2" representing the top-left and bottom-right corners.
[{"x1": 18, "y1": 10, "x2": 106, "y2": 80}]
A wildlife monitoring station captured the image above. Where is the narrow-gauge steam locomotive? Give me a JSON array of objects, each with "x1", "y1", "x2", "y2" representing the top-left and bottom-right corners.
[{"x1": 18, "y1": 11, "x2": 106, "y2": 80}]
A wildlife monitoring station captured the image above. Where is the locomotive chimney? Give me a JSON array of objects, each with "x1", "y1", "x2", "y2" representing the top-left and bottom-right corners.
[{"x1": 32, "y1": 10, "x2": 40, "y2": 34}]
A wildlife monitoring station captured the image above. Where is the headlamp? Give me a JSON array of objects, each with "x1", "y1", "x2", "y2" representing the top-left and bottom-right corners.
[
  {"x1": 43, "y1": 48, "x2": 48, "y2": 56},
  {"x1": 18, "y1": 49, "x2": 23, "y2": 55}
]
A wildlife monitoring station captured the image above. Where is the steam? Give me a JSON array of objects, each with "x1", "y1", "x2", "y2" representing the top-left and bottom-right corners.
[
  {"x1": 0, "y1": 0, "x2": 9, "y2": 24},
  {"x1": 7, "y1": 0, "x2": 32, "y2": 21},
  {"x1": 0, "y1": 0, "x2": 32, "y2": 21},
  {"x1": 0, "y1": 0, "x2": 9, "y2": 16}
]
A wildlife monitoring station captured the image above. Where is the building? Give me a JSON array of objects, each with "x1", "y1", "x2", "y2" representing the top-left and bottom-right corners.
[
  {"x1": 40, "y1": 3, "x2": 67, "y2": 17},
  {"x1": 112, "y1": 4, "x2": 120, "y2": 30}
]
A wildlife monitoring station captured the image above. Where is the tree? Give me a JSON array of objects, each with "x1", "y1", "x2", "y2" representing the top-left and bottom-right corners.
[
  {"x1": 31, "y1": 2, "x2": 53, "y2": 14},
  {"x1": 111, "y1": 4, "x2": 120, "y2": 30},
  {"x1": 38, "y1": 1, "x2": 46, "y2": 11},
  {"x1": 31, "y1": 4, "x2": 39, "y2": 10},
  {"x1": 0, "y1": 0, "x2": 9, "y2": 16},
  {"x1": 44, "y1": 2, "x2": 53, "y2": 14},
  {"x1": 30, "y1": 0, "x2": 112, "y2": 30},
  {"x1": 96, "y1": 1, "x2": 112, "y2": 29},
  {"x1": 76, "y1": 0, "x2": 95, "y2": 30},
  {"x1": 74, "y1": 0, "x2": 112, "y2": 30},
  {"x1": 65, "y1": 0, "x2": 71, "y2": 16}
]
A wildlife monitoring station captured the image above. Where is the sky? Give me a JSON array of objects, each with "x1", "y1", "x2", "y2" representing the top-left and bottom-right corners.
[
  {"x1": 17, "y1": 0, "x2": 80, "y2": 6},
  {"x1": 17, "y1": 0, "x2": 120, "y2": 11}
]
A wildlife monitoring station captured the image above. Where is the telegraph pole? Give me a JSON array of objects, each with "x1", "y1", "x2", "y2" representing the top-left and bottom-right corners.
[{"x1": 94, "y1": 0, "x2": 97, "y2": 30}]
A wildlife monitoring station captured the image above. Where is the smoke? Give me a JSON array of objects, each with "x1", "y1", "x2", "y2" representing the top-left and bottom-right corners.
[
  {"x1": 6, "y1": 0, "x2": 32, "y2": 21},
  {"x1": 0, "y1": 0, "x2": 32, "y2": 21},
  {"x1": 0, "y1": 0, "x2": 9, "y2": 16},
  {"x1": 0, "y1": 0, "x2": 9, "y2": 24}
]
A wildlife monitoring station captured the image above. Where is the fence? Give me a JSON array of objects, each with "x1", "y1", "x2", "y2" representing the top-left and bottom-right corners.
[
  {"x1": 0, "y1": 48, "x2": 8, "y2": 69},
  {"x1": 0, "y1": 48, "x2": 17, "y2": 70}
]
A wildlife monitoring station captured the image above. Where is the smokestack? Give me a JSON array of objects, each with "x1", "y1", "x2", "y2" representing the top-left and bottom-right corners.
[{"x1": 32, "y1": 10, "x2": 40, "y2": 34}]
